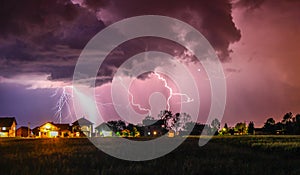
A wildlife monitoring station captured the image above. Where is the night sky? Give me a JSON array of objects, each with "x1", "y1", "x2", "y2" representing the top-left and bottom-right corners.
[{"x1": 0, "y1": 0, "x2": 300, "y2": 128}]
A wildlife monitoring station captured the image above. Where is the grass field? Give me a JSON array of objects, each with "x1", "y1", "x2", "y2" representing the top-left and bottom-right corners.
[{"x1": 0, "y1": 136, "x2": 300, "y2": 175}]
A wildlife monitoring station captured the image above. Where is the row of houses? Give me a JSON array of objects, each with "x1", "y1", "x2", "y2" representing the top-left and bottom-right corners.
[
  {"x1": 0, "y1": 116, "x2": 169, "y2": 138},
  {"x1": 0, "y1": 117, "x2": 94, "y2": 138}
]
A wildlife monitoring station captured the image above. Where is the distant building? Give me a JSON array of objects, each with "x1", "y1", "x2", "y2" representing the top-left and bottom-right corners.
[
  {"x1": 72, "y1": 117, "x2": 94, "y2": 137},
  {"x1": 95, "y1": 123, "x2": 113, "y2": 137},
  {"x1": 54, "y1": 124, "x2": 72, "y2": 137},
  {"x1": 32, "y1": 127, "x2": 40, "y2": 137},
  {"x1": 142, "y1": 119, "x2": 166, "y2": 137},
  {"x1": 38, "y1": 122, "x2": 71, "y2": 138},
  {"x1": 0, "y1": 117, "x2": 17, "y2": 137},
  {"x1": 253, "y1": 128, "x2": 265, "y2": 135},
  {"x1": 16, "y1": 126, "x2": 31, "y2": 137}
]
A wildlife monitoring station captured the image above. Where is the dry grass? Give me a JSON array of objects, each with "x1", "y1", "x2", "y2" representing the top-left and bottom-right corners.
[{"x1": 0, "y1": 136, "x2": 300, "y2": 175}]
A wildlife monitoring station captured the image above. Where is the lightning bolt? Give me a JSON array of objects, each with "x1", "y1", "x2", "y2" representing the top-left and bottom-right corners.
[
  {"x1": 118, "y1": 77, "x2": 152, "y2": 115},
  {"x1": 153, "y1": 72, "x2": 193, "y2": 111},
  {"x1": 51, "y1": 86, "x2": 74, "y2": 123}
]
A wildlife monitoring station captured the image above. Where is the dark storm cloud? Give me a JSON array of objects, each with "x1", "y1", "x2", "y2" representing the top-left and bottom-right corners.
[
  {"x1": 0, "y1": 0, "x2": 78, "y2": 37},
  {"x1": 234, "y1": 0, "x2": 300, "y2": 10},
  {"x1": 100, "y1": 0, "x2": 241, "y2": 61},
  {"x1": 234, "y1": 0, "x2": 266, "y2": 10},
  {"x1": 0, "y1": 0, "x2": 242, "y2": 86},
  {"x1": 83, "y1": 0, "x2": 110, "y2": 11},
  {"x1": 0, "y1": 0, "x2": 105, "y2": 81}
]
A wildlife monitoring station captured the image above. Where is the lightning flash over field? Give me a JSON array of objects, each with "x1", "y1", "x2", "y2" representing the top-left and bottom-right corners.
[
  {"x1": 50, "y1": 71, "x2": 194, "y2": 123},
  {"x1": 118, "y1": 72, "x2": 193, "y2": 114},
  {"x1": 51, "y1": 86, "x2": 74, "y2": 123}
]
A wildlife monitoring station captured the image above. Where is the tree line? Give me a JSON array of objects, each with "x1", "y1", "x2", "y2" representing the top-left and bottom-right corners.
[
  {"x1": 262, "y1": 112, "x2": 300, "y2": 135},
  {"x1": 99, "y1": 111, "x2": 300, "y2": 137}
]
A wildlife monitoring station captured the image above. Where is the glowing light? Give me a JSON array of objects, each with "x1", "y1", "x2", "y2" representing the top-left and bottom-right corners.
[
  {"x1": 45, "y1": 124, "x2": 51, "y2": 129},
  {"x1": 153, "y1": 131, "x2": 157, "y2": 135},
  {"x1": 49, "y1": 131, "x2": 58, "y2": 137}
]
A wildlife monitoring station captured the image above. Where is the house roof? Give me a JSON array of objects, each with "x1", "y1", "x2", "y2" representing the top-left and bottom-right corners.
[
  {"x1": 0, "y1": 117, "x2": 17, "y2": 127},
  {"x1": 54, "y1": 124, "x2": 71, "y2": 131},
  {"x1": 17, "y1": 126, "x2": 30, "y2": 130},
  {"x1": 39, "y1": 122, "x2": 71, "y2": 131},
  {"x1": 95, "y1": 123, "x2": 111, "y2": 131},
  {"x1": 72, "y1": 117, "x2": 93, "y2": 126}
]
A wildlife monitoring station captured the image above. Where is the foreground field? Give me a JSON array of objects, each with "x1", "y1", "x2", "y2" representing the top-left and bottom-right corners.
[{"x1": 0, "y1": 136, "x2": 300, "y2": 175}]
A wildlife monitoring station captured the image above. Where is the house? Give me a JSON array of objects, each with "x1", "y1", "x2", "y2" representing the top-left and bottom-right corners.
[
  {"x1": 54, "y1": 124, "x2": 72, "y2": 137},
  {"x1": 0, "y1": 117, "x2": 17, "y2": 137},
  {"x1": 32, "y1": 126, "x2": 40, "y2": 137},
  {"x1": 95, "y1": 123, "x2": 113, "y2": 137},
  {"x1": 72, "y1": 117, "x2": 94, "y2": 137},
  {"x1": 38, "y1": 122, "x2": 71, "y2": 138},
  {"x1": 254, "y1": 128, "x2": 264, "y2": 135},
  {"x1": 16, "y1": 126, "x2": 31, "y2": 137},
  {"x1": 142, "y1": 119, "x2": 167, "y2": 137}
]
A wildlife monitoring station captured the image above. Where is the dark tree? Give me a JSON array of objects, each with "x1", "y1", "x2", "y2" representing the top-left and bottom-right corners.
[
  {"x1": 263, "y1": 117, "x2": 276, "y2": 134},
  {"x1": 248, "y1": 121, "x2": 255, "y2": 135},
  {"x1": 229, "y1": 128, "x2": 234, "y2": 135},
  {"x1": 159, "y1": 110, "x2": 177, "y2": 130},
  {"x1": 184, "y1": 122, "x2": 206, "y2": 135},
  {"x1": 282, "y1": 112, "x2": 294, "y2": 134},
  {"x1": 295, "y1": 114, "x2": 300, "y2": 134},
  {"x1": 220, "y1": 123, "x2": 229, "y2": 135},
  {"x1": 107, "y1": 120, "x2": 126, "y2": 133},
  {"x1": 224, "y1": 123, "x2": 228, "y2": 130},
  {"x1": 282, "y1": 112, "x2": 293, "y2": 124}
]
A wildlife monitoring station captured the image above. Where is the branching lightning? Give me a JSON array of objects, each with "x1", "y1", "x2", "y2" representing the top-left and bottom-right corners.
[
  {"x1": 153, "y1": 72, "x2": 194, "y2": 110},
  {"x1": 51, "y1": 86, "x2": 74, "y2": 123},
  {"x1": 118, "y1": 77, "x2": 152, "y2": 115},
  {"x1": 51, "y1": 72, "x2": 193, "y2": 123}
]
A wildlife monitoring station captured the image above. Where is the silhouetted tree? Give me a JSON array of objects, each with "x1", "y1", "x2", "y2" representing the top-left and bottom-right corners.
[
  {"x1": 180, "y1": 112, "x2": 192, "y2": 131},
  {"x1": 107, "y1": 120, "x2": 126, "y2": 133},
  {"x1": 224, "y1": 123, "x2": 228, "y2": 130},
  {"x1": 173, "y1": 113, "x2": 181, "y2": 132},
  {"x1": 159, "y1": 110, "x2": 174, "y2": 130},
  {"x1": 263, "y1": 117, "x2": 276, "y2": 134},
  {"x1": 295, "y1": 114, "x2": 300, "y2": 134},
  {"x1": 220, "y1": 123, "x2": 229, "y2": 135},
  {"x1": 248, "y1": 121, "x2": 254, "y2": 135},
  {"x1": 282, "y1": 112, "x2": 294, "y2": 134},
  {"x1": 282, "y1": 112, "x2": 293, "y2": 124},
  {"x1": 184, "y1": 122, "x2": 207, "y2": 135}
]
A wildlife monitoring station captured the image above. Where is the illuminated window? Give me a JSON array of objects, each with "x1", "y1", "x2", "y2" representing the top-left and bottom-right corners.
[
  {"x1": 50, "y1": 131, "x2": 58, "y2": 137},
  {"x1": 2, "y1": 127, "x2": 6, "y2": 131}
]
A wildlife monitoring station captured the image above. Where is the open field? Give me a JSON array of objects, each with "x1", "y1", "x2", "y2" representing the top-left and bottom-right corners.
[{"x1": 0, "y1": 136, "x2": 300, "y2": 175}]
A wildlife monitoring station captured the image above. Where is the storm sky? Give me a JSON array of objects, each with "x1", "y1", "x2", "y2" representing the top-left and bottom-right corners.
[{"x1": 0, "y1": 0, "x2": 299, "y2": 127}]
